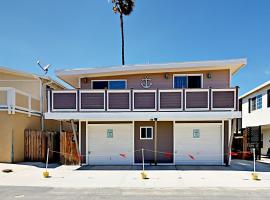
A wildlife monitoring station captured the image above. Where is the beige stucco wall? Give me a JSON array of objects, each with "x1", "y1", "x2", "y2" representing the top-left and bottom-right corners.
[
  {"x1": 80, "y1": 69, "x2": 230, "y2": 89},
  {"x1": 0, "y1": 111, "x2": 41, "y2": 163},
  {"x1": 0, "y1": 71, "x2": 40, "y2": 100},
  {"x1": 0, "y1": 90, "x2": 7, "y2": 105}
]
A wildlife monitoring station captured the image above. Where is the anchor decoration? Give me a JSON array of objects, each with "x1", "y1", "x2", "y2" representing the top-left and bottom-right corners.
[{"x1": 141, "y1": 75, "x2": 152, "y2": 89}]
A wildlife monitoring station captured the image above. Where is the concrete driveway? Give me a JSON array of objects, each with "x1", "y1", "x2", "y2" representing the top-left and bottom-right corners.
[
  {"x1": 0, "y1": 159, "x2": 270, "y2": 189},
  {"x1": 78, "y1": 159, "x2": 270, "y2": 172}
]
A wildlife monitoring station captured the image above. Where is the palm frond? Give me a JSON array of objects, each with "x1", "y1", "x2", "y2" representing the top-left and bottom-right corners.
[{"x1": 118, "y1": 0, "x2": 135, "y2": 16}]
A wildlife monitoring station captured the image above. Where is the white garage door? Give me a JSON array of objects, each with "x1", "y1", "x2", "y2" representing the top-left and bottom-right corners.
[
  {"x1": 87, "y1": 124, "x2": 133, "y2": 165},
  {"x1": 174, "y1": 123, "x2": 223, "y2": 165}
]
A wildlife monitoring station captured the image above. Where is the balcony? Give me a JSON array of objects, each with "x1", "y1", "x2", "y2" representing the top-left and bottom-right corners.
[
  {"x1": 47, "y1": 88, "x2": 238, "y2": 113},
  {"x1": 0, "y1": 87, "x2": 41, "y2": 116}
]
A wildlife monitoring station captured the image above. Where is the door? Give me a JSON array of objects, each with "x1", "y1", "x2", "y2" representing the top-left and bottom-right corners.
[
  {"x1": 174, "y1": 123, "x2": 222, "y2": 165},
  {"x1": 87, "y1": 123, "x2": 133, "y2": 165}
]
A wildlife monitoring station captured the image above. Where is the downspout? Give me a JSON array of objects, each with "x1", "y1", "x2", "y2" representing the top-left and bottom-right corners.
[{"x1": 39, "y1": 78, "x2": 44, "y2": 131}]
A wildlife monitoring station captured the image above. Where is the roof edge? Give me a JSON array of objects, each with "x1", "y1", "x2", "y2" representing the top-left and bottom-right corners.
[
  {"x1": 55, "y1": 58, "x2": 247, "y2": 77},
  {"x1": 240, "y1": 80, "x2": 270, "y2": 99}
]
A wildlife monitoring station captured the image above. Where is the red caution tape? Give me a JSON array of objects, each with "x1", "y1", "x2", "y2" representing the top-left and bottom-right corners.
[
  {"x1": 119, "y1": 153, "x2": 126, "y2": 158},
  {"x1": 188, "y1": 154, "x2": 195, "y2": 160},
  {"x1": 164, "y1": 152, "x2": 173, "y2": 158}
]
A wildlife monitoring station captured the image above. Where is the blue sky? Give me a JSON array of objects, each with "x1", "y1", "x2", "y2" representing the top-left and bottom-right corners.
[{"x1": 0, "y1": 0, "x2": 270, "y2": 94}]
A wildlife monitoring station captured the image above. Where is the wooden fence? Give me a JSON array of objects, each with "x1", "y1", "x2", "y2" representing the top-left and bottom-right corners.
[
  {"x1": 60, "y1": 131, "x2": 80, "y2": 165},
  {"x1": 24, "y1": 130, "x2": 59, "y2": 162}
]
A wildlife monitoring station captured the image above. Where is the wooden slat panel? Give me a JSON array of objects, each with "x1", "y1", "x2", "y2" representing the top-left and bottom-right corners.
[
  {"x1": 81, "y1": 93, "x2": 104, "y2": 110},
  {"x1": 53, "y1": 93, "x2": 76, "y2": 110},
  {"x1": 134, "y1": 92, "x2": 156, "y2": 109},
  {"x1": 186, "y1": 91, "x2": 208, "y2": 109},
  {"x1": 108, "y1": 93, "x2": 130, "y2": 109},
  {"x1": 160, "y1": 92, "x2": 182, "y2": 109},
  {"x1": 213, "y1": 91, "x2": 235, "y2": 109},
  {"x1": 24, "y1": 130, "x2": 58, "y2": 162}
]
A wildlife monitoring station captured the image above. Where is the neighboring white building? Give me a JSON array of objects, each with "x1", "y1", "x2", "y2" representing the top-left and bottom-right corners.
[{"x1": 240, "y1": 80, "x2": 270, "y2": 155}]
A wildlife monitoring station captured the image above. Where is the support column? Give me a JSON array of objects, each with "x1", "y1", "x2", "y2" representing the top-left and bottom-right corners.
[{"x1": 154, "y1": 118, "x2": 157, "y2": 165}]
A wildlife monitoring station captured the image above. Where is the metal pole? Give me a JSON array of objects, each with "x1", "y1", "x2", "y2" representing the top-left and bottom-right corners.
[
  {"x1": 142, "y1": 148, "x2": 144, "y2": 172},
  {"x1": 46, "y1": 147, "x2": 49, "y2": 171},
  {"x1": 253, "y1": 148, "x2": 256, "y2": 172}
]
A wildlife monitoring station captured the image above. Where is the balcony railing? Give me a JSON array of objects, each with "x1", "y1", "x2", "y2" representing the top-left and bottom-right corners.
[
  {"x1": 47, "y1": 88, "x2": 238, "y2": 113},
  {"x1": 0, "y1": 87, "x2": 41, "y2": 116}
]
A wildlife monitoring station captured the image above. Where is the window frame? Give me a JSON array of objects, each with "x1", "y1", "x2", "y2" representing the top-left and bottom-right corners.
[
  {"x1": 91, "y1": 79, "x2": 127, "y2": 89},
  {"x1": 250, "y1": 94, "x2": 263, "y2": 111},
  {"x1": 267, "y1": 89, "x2": 270, "y2": 108},
  {"x1": 173, "y1": 74, "x2": 203, "y2": 89},
  {"x1": 140, "y1": 126, "x2": 153, "y2": 140},
  {"x1": 256, "y1": 94, "x2": 262, "y2": 110}
]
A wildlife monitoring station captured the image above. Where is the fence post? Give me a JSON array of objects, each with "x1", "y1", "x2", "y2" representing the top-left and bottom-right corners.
[{"x1": 46, "y1": 147, "x2": 49, "y2": 170}]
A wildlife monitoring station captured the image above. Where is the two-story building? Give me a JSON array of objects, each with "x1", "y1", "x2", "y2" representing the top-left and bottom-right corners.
[
  {"x1": 240, "y1": 80, "x2": 270, "y2": 156},
  {"x1": 45, "y1": 58, "x2": 246, "y2": 165}
]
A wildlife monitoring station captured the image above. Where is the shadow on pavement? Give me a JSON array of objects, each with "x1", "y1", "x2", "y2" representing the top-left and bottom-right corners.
[{"x1": 15, "y1": 162, "x2": 61, "y2": 169}]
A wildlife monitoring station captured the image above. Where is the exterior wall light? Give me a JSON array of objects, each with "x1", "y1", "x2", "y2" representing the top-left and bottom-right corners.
[
  {"x1": 207, "y1": 73, "x2": 212, "y2": 79},
  {"x1": 164, "y1": 73, "x2": 169, "y2": 79}
]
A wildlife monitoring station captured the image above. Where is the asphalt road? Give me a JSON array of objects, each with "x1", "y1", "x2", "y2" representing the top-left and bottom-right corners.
[{"x1": 1, "y1": 186, "x2": 270, "y2": 200}]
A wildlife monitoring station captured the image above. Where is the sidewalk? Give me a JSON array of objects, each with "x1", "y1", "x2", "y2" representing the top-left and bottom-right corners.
[{"x1": 0, "y1": 160, "x2": 270, "y2": 189}]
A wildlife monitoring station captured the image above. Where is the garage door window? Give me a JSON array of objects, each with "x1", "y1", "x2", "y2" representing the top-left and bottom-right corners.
[{"x1": 140, "y1": 127, "x2": 153, "y2": 139}]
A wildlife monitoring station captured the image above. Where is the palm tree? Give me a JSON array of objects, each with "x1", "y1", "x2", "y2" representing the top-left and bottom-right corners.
[{"x1": 112, "y1": 0, "x2": 135, "y2": 66}]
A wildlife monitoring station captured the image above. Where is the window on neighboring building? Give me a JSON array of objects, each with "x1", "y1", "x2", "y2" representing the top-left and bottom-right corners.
[
  {"x1": 174, "y1": 75, "x2": 202, "y2": 89},
  {"x1": 251, "y1": 97, "x2": 256, "y2": 111},
  {"x1": 250, "y1": 94, "x2": 263, "y2": 111},
  {"x1": 92, "y1": 80, "x2": 126, "y2": 89},
  {"x1": 256, "y1": 94, "x2": 262, "y2": 109},
  {"x1": 140, "y1": 127, "x2": 153, "y2": 140},
  {"x1": 267, "y1": 90, "x2": 270, "y2": 108}
]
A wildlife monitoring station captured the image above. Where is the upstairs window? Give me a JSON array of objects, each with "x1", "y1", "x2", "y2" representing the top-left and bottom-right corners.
[
  {"x1": 251, "y1": 97, "x2": 256, "y2": 111},
  {"x1": 267, "y1": 89, "x2": 270, "y2": 108},
  {"x1": 174, "y1": 75, "x2": 202, "y2": 89},
  {"x1": 92, "y1": 80, "x2": 126, "y2": 89},
  {"x1": 250, "y1": 94, "x2": 262, "y2": 111},
  {"x1": 256, "y1": 94, "x2": 262, "y2": 109}
]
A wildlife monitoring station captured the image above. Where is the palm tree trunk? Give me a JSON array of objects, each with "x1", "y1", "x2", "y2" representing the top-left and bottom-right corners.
[{"x1": 120, "y1": 13, "x2": 125, "y2": 66}]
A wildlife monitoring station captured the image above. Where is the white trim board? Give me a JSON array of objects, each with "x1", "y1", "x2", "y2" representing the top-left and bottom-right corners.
[{"x1": 45, "y1": 111, "x2": 241, "y2": 121}]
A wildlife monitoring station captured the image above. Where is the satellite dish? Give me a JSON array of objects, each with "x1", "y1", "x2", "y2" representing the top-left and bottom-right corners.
[{"x1": 37, "y1": 60, "x2": 51, "y2": 75}]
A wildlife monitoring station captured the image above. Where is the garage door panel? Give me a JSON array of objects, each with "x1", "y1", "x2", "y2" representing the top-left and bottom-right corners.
[
  {"x1": 88, "y1": 124, "x2": 133, "y2": 165},
  {"x1": 175, "y1": 123, "x2": 222, "y2": 165}
]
